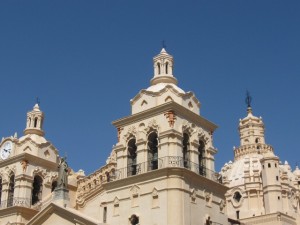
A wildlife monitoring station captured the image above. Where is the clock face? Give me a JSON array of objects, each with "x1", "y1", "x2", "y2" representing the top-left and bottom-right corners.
[{"x1": 0, "y1": 141, "x2": 12, "y2": 160}]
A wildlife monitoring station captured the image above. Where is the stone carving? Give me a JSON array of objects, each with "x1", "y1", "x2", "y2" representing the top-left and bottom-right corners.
[
  {"x1": 57, "y1": 157, "x2": 69, "y2": 189},
  {"x1": 182, "y1": 121, "x2": 195, "y2": 135},
  {"x1": 20, "y1": 160, "x2": 29, "y2": 172},
  {"x1": 219, "y1": 199, "x2": 226, "y2": 211},
  {"x1": 164, "y1": 110, "x2": 176, "y2": 128},
  {"x1": 117, "y1": 127, "x2": 123, "y2": 142},
  {"x1": 191, "y1": 188, "x2": 197, "y2": 203},
  {"x1": 123, "y1": 126, "x2": 137, "y2": 141}
]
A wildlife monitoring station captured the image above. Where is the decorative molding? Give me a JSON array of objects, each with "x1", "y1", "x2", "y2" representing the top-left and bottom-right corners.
[{"x1": 123, "y1": 126, "x2": 137, "y2": 142}]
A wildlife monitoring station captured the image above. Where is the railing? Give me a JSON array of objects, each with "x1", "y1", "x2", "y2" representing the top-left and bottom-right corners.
[
  {"x1": 0, "y1": 197, "x2": 31, "y2": 209},
  {"x1": 115, "y1": 156, "x2": 221, "y2": 183}
]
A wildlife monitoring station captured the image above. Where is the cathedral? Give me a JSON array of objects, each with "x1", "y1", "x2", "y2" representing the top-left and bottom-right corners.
[{"x1": 0, "y1": 48, "x2": 299, "y2": 225}]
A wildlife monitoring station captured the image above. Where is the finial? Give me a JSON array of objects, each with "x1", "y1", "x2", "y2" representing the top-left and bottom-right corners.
[{"x1": 245, "y1": 91, "x2": 252, "y2": 108}]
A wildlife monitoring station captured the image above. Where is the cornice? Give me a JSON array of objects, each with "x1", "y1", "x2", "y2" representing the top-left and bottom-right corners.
[
  {"x1": 112, "y1": 102, "x2": 217, "y2": 132},
  {"x1": 0, "y1": 153, "x2": 58, "y2": 170},
  {"x1": 0, "y1": 205, "x2": 38, "y2": 218},
  {"x1": 103, "y1": 167, "x2": 227, "y2": 194}
]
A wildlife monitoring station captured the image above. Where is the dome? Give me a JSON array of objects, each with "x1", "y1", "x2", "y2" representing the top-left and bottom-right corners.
[{"x1": 221, "y1": 154, "x2": 263, "y2": 187}]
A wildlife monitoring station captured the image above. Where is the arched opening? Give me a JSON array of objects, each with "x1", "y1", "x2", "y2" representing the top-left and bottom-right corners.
[
  {"x1": 51, "y1": 180, "x2": 57, "y2": 192},
  {"x1": 7, "y1": 174, "x2": 15, "y2": 207},
  {"x1": 157, "y1": 63, "x2": 161, "y2": 74},
  {"x1": 28, "y1": 118, "x2": 31, "y2": 127},
  {"x1": 34, "y1": 117, "x2": 38, "y2": 128},
  {"x1": 182, "y1": 133, "x2": 189, "y2": 168},
  {"x1": 127, "y1": 139, "x2": 137, "y2": 176},
  {"x1": 165, "y1": 62, "x2": 169, "y2": 74},
  {"x1": 32, "y1": 175, "x2": 43, "y2": 205},
  {"x1": 148, "y1": 132, "x2": 158, "y2": 171},
  {"x1": 198, "y1": 140, "x2": 206, "y2": 176},
  {"x1": 0, "y1": 177, "x2": 2, "y2": 202}
]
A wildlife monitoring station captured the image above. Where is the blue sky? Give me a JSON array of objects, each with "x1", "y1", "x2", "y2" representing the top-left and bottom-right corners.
[{"x1": 0, "y1": 1, "x2": 299, "y2": 175}]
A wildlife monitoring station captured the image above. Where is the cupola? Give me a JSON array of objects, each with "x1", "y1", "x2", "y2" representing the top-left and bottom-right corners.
[
  {"x1": 238, "y1": 93, "x2": 265, "y2": 146},
  {"x1": 150, "y1": 48, "x2": 177, "y2": 86},
  {"x1": 24, "y1": 103, "x2": 45, "y2": 136}
]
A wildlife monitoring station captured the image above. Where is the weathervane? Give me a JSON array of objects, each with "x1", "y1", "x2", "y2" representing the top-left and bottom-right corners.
[{"x1": 245, "y1": 91, "x2": 252, "y2": 108}]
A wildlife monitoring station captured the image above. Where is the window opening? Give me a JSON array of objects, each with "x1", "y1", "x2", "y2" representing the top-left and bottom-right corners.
[
  {"x1": 236, "y1": 210, "x2": 240, "y2": 219},
  {"x1": 32, "y1": 175, "x2": 43, "y2": 205},
  {"x1": 103, "y1": 206, "x2": 107, "y2": 223},
  {"x1": 268, "y1": 163, "x2": 271, "y2": 168},
  {"x1": 165, "y1": 62, "x2": 169, "y2": 74},
  {"x1": 51, "y1": 181, "x2": 57, "y2": 192},
  {"x1": 233, "y1": 191, "x2": 242, "y2": 203},
  {"x1": 198, "y1": 140, "x2": 206, "y2": 176},
  {"x1": 34, "y1": 117, "x2": 38, "y2": 128},
  {"x1": 182, "y1": 133, "x2": 189, "y2": 168},
  {"x1": 129, "y1": 214, "x2": 139, "y2": 225},
  {"x1": 127, "y1": 139, "x2": 137, "y2": 176},
  {"x1": 148, "y1": 132, "x2": 158, "y2": 171},
  {"x1": 157, "y1": 63, "x2": 161, "y2": 74},
  {"x1": 7, "y1": 174, "x2": 15, "y2": 207}
]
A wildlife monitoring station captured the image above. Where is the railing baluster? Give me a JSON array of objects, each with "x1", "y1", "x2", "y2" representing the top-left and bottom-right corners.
[{"x1": 115, "y1": 156, "x2": 221, "y2": 183}]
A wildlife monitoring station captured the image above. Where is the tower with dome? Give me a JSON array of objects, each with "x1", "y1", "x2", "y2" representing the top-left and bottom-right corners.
[{"x1": 221, "y1": 96, "x2": 300, "y2": 225}]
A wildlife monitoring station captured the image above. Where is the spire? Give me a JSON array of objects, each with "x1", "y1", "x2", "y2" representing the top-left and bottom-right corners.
[
  {"x1": 24, "y1": 103, "x2": 45, "y2": 136},
  {"x1": 150, "y1": 48, "x2": 178, "y2": 86}
]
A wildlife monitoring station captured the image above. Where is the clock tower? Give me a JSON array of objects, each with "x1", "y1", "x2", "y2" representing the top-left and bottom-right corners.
[{"x1": 0, "y1": 103, "x2": 60, "y2": 225}]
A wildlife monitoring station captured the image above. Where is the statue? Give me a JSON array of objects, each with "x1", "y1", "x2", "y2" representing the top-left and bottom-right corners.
[{"x1": 57, "y1": 157, "x2": 69, "y2": 189}]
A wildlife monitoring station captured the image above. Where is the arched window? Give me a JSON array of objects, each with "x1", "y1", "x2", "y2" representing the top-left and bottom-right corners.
[
  {"x1": 51, "y1": 180, "x2": 57, "y2": 192},
  {"x1": 34, "y1": 117, "x2": 38, "y2": 128},
  {"x1": 198, "y1": 140, "x2": 206, "y2": 176},
  {"x1": 7, "y1": 174, "x2": 15, "y2": 207},
  {"x1": 157, "y1": 63, "x2": 161, "y2": 74},
  {"x1": 165, "y1": 62, "x2": 169, "y2": 74},
  {"x1": 127, "y1": 139, "x2": 137, "y2": 176},
  {"x1": 182, "y1": 133, "x2": 189, "y2": 168},
  {"x1": 32, "y1": 175, "x2": 43, "y2": 205},
  {"x1": 148, "y1": 132, "x2": 158, "y2": 171},
  {"x1": 28, "y1": 118, "x2": 31, "y2": 127},
  {"x1": 0, "y1": 177, "x2": 2, "y2": 202}
]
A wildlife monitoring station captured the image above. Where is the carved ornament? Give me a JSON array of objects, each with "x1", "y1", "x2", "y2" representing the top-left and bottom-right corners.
[{"x1": 164, "y1": 110, "x2": 176, "y2": 128}]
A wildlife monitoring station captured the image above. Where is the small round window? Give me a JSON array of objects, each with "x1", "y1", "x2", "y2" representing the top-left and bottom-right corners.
[{"x1": 233, "y1": 191, "x2": 242, "y2": 203}]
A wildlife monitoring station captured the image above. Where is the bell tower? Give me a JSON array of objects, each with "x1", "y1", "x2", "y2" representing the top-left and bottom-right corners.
[{"x1": 24, "y1": 103, "x2": 45, "y2": 136}]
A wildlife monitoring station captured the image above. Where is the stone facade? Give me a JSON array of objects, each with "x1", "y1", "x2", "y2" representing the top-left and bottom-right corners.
[{"x1": 0, "y1": 48, "x2": 298, "y2": 225}]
